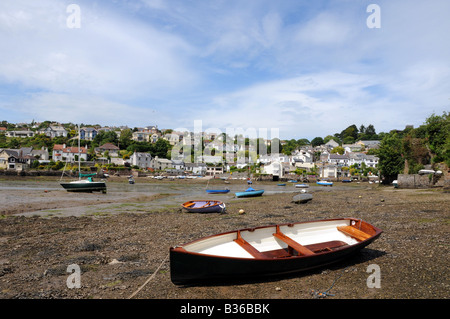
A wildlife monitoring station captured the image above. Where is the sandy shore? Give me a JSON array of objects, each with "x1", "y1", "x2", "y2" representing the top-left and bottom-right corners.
[{"x1": 0, "y1": 177, "x2": 449, "y2": 302}]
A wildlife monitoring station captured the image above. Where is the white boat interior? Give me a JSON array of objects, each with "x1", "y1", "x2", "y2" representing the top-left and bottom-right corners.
[{"x1": 182, "y1": 219, "x2": 361, "y2": 259}]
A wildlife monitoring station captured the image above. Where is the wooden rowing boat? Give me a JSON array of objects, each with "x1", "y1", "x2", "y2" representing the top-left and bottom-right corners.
[
  {"x1": 170, "y1": 218, "x2": 382, "y2": 285},
  {"x1": 181, "y1": 200, "x2": 226, "y2": 213}
]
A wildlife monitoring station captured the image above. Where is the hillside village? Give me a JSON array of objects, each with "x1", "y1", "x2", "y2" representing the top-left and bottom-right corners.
[{"x1": 0, "y1": 121, "x2": 381, "y2": 181}]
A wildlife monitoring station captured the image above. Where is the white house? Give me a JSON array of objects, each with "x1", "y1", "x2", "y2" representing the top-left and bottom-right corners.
[
  {"x1": 343, "y1": 143, "x2": 362, "y2": 153},
  {"x1": 262, "y1": 161, "x2": 282, "y2": 177},
  {"x1": 132, "y1": 131, "x2": 151, "y2": 142},
  {"x1": 150, "y1": 156, "x2": 173, "y2": 171},
  {"x1": 130, "y1": 152, "x2": 152, "y2": 169},
  {"x1": 52, "y1": 144, "x2": 88, "y2": 162},
  {"x1": 347, "y1": 153, "x2": 379, "y2": 168},
  {"x1": 5, "y1": 130, "x2": 35, "y2": 138},
  {"x1": 38, "y1": 125, "x2": 68, "y2": 138},
  {"x1": 185, "y1": 162, "x2": 207, "y2": 175},
  {"x1": 328, "y1": 154, "x2": 350, "y2": 166},
  {"x1": 171, "y1": 160, "x2": 185, "y2": 171},
  {"x1": 319, "y1": 163, "x2": 338, "y2": 179}
]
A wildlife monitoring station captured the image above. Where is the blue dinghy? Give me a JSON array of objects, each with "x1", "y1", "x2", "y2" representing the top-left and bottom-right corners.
[{"x1": 235, "y1": 187, "x2": 264, "y2": 198}]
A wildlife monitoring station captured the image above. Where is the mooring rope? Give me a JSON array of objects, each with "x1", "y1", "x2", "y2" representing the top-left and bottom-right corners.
[
  {"x1": 311, "y1": 266, "x2": 349, "y2": 299},
  {"x1": 128, "y1": 253, "x2": 170, "y2": 299}
]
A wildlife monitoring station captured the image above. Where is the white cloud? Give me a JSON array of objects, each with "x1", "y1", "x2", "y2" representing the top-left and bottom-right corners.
[
  {"x1": 4, "y1": 92, "x2": 167, "y2": 127},
  {"x1": 295, "y1": 12, "x2": 353, "y2": 46},
  {"x1": 0, "y1": 0, "x2": 198, "y2": 99},
  {"x1": 1, "y1": 0, "x2": 449, "y2": 140}
]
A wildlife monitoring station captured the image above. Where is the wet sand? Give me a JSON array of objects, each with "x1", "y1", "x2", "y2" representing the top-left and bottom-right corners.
[{"x1": 0, "y1": 176, "x2": 449, "y2": 302}]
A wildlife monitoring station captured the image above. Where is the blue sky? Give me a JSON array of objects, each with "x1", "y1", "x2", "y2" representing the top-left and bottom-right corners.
[{"x1": 0, "y1": 0, "x2": 449, "y2": 140}]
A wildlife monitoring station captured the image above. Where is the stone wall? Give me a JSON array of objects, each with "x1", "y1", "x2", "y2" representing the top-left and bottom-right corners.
[{"x1": 398, "y1": 172, "x2": 446, "y2": 189}]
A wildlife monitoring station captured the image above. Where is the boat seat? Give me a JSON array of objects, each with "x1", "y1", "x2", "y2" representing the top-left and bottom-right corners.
[
  {"x1": 337, "y1": 226, "x2": 371, "y2": 242},
  {"x1": 233, "y1": 231, "x2": 267, "y2": 259},
  {"x1": 273, "y1": 226, "x2": 314, "y2": 256},
  {"x1": 305, "y1": 240, "x2": 348, "y2": 253}
]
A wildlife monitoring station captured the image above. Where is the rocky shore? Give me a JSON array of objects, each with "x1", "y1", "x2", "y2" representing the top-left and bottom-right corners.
[{"x1": 0, "y1": 178, "x2": 448, "y2": 301}]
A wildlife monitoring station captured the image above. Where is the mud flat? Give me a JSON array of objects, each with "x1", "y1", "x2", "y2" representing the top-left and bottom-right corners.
[{"x1": 0, "y1": 180, "x2": 449, "y2": 301}]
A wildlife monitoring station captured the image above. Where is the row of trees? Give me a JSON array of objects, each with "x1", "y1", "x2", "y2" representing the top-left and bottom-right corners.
[{"x1": 309, "y1": 123, "x2": 381, "y2": 148}]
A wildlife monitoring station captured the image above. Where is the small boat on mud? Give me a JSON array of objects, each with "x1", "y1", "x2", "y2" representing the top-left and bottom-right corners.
[
  {"x1": 292, "y1": 193, "x2": 313, "y2": 204},
  {"x1": 235, "y1": 187, "x2": 264, "y2": 198},
  {"x1": 295, "y1": 184, "x2": 309, "y2": 188},
  {"x1": 181, "y1": 200, "x2": 226, "y2": 213},
  {"x1": 170, "y1": 218, "x2": 382, "y2": 285},
  {"x1": 206, "y1": 189, "x2": 230, "y2": 194},
  {"x1": 317, "y1": 180, "x2": 333, "y2": 186}
]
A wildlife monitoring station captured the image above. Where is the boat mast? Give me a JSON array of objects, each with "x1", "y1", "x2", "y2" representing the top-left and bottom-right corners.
[{"x1": 78, "y1": 125, "x2": 81, "y2": 180}]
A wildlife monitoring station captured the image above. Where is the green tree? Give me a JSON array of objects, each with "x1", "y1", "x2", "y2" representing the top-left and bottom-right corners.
[
  {"x1": 424, "y1": 112, "x2": 450, "y2": 165},
  {"x1": 281, "y1": 139, "x2": 298, "y2": 155},
  {"x1": 340, "y1": 124, "x2": 358, "y2": 144},
  {"x1": 311, "y1": 137, "x2": 324, "y2": 147},
  {"x1": 93, "y1": 131, "x2": 118, "y2": 146},
  {"x1": 331, "y1": 146, "x2": 345, "y2": 155},
  {"x1": 152, "y1": 139, "x2": 171, "y2": 158},
  {"x1": 378, "y1": 133, "x2": 404, "y2": 183},
  {"x1": 119, "y1": 128, "x2": 133, "y2": 149}
]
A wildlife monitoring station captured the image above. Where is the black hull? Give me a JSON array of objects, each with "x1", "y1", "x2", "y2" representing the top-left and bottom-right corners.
[
  {"x1": 60, "y1": 182, "x2": 107, "y2": 193},
  {"x1": 170, "y1": 234, "x2": 380, "y2": 285}
]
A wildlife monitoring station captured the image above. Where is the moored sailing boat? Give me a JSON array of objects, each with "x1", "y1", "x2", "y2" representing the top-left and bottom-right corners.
[{"x1": 60, "y1": 126, "x2": 107, "y2": 193}]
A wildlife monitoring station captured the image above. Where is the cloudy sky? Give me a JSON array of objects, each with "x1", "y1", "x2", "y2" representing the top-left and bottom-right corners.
[{"x1": 0, "y1": 0, "x2": 449, "y2": 140}]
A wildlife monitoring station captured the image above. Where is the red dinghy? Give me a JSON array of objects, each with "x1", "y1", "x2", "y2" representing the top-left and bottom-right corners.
[{"x1": 170, "y1": 218, "x2": 382, "y2": 285}]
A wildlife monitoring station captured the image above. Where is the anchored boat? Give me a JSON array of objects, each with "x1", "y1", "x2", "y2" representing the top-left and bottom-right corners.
[
  {"x1": 60, "y1": 125, "x2": 107, "y2": 193},
  {"x1": 60, "y1": 174, "x2": 107, "y2": 193},
  {"x1": 170, "y1": 218, "x2": 382, "y2": 285}
]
